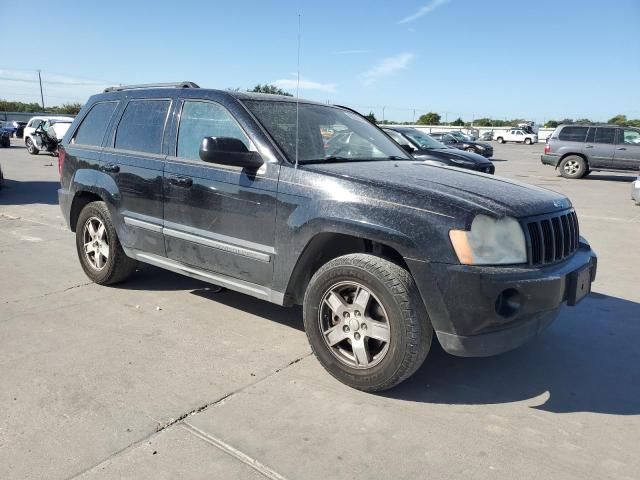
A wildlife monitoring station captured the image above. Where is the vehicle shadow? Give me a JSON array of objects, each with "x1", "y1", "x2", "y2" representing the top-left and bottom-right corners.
[
  {"x1": 0, "y1": 179, "x2": 60, "y2": 205},
  {"x1": 489, "y1": 158, "x2": 509, "y2": 162},
  {"x1": 582, "y1": 174, "x2": 636, "y2": 182},
  {"x1": 384, "y1": 292, "x2": 640, "y2": 415}
]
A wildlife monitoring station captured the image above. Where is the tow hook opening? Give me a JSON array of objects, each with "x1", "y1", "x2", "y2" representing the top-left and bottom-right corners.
[{"x1": 495, "y1": 288, "x2": 522, "y2": 319}]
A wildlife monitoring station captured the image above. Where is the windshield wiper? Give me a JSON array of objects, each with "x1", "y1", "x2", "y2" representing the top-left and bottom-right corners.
[{"x1": 299, "y1": 156, "x2": 363, "y2": 164}]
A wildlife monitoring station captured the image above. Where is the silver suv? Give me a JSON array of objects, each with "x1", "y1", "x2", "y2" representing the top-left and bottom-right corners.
[{"x1": 541, "y1": 124, "x2": 640, "y2": 178}]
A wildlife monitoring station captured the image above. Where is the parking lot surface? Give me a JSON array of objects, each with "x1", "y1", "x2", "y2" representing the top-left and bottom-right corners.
[{"x1": 1, "y1": 140, "x2": 639, "y2": 479}]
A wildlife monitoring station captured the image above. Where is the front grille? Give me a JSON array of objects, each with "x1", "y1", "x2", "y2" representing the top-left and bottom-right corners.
[{"x1": 524, "y1": 210, "x2": 579, "y2": 265}]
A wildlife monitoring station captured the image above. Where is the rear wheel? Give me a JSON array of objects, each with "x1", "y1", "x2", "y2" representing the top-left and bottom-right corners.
[
  {"x1": 25, "y1": 137, "x2": 39, "y2": 155},
  {"x1": 75, "y1": 201, "x2": 137, "y2": 285},
  {"x1": 559, "y1": 155, "x2": 587, "y2": 179},
  {"x1": 303, "y1": 253, "x2": 432, "y2": 392},
  {"x1": 496, "y1": 137, "x2": 504, "y2": 144}
]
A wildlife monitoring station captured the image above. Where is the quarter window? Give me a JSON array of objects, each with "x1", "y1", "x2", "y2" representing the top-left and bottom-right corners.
[
  {"x1": 177, "y1": 101, "x2": 250, "y2": 161},
  {"x1": 73, "y1": 102, "x2": 118, "y2": 147},
  {"x1": 558, "y1": 126, "x2": 588, "y2": 142},
  {"x1": 114, "y1": 99, "x2": 170, "y2": 154},
  {"x1": 594, "y1": 128, "x2": 615, "y2": 144},
  {"x1": 622, "y1": 129, "x2": 640, "y2": 145}
]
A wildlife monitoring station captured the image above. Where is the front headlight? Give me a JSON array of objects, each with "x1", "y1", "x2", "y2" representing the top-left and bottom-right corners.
[
  {"x1": 475, "y1": 145, "x2": 485, "y2": 150},
  {"x1": 449, "y1": 215, "x2": 527, "y2": 265},
  {"x1": 449, "y1": 157, "x2": 473, "y2": 165}
]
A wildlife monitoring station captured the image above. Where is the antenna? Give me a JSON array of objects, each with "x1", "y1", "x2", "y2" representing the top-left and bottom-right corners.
[{"x1": 295, "y1": 13, "x2": 301, "y2": 169}]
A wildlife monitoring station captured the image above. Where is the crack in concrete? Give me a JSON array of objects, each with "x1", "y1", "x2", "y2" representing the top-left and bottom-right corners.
[
  {"x1": 65, "y1": 352, "x2": 313, "y2": 479},
  {"x1": 3, "y1": 281, "x2": 94, "y2": 305}
]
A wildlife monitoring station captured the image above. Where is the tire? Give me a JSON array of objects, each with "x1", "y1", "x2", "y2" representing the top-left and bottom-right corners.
[
  {"x1": 559, "y1": 155, "x2": 587, "y2": 179},
  {"x1": 25, "y1": 137, "x2": 39, "y2": 155},
  {"x1": 75, "y1": 201, "x2": 137, "y2": 285},
  {"x1": 303, "y1": 253, "x2": 432, "y2": 392},
  {"x1": 525, "y1": 138, "x2": 532, "y2": 145},
  {"x1": 496, "y1": 137, "x2": 504, "y2": 144},
  {"x1": 465, "y1": 147, "x2": 475, "y2": 153}
]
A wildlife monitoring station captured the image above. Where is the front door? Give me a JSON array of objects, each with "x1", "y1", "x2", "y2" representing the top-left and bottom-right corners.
[
  {"x1": 612, "y1": 128, "x2": 640, "y2": 171},
  {"x1": 163, "y1": 99, "x2": 279, "y2": 287}
]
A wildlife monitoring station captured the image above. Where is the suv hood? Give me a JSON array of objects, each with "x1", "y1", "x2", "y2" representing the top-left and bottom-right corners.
[{"x1": 303, "y1": 161, "x2": 570, "y2": 218}]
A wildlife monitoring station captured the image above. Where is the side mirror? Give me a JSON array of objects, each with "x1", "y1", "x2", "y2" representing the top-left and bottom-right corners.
[
  {"x1": 199, "y1": 137, "x2": 263, "y2": 170},
  {"x1": 400, "y1": 144, "x2": 414, "y2": 153}
]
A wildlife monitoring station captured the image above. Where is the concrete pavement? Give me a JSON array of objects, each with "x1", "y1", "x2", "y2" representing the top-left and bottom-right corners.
[{"x1": 1, "y1": 140, "x2": 638, "y2": 479}]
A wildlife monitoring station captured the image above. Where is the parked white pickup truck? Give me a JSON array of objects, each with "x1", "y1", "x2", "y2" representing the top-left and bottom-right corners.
[{"x1": 495, "y1": 129, "x2": 538, "y2": 145}]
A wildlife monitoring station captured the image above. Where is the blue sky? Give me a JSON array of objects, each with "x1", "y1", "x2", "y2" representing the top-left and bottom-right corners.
[{"x1": 1, "y1": 0, "x2": 639, "y2": 123}]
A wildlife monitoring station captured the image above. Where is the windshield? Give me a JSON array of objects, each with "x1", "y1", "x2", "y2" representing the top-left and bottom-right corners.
[
  {"x1": 402, "y1": 129, "x2": 448, "y2": 149},
  {"x1": 243, "y1": 101, "x2": 412, "y2": 164}
]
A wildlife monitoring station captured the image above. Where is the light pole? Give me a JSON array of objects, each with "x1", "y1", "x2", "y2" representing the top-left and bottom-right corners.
[{"x1": 37, "y1": 70, "x2": 45, "y2": 110}]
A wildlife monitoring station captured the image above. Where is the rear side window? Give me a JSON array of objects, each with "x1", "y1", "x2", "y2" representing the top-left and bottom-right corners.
[
  {"x1": 73, "y1": 102, "x2": 118, "y2": 146},
  {"x1": 594, "y1": 128, "x2": 616, "y2": 144},
  {"x1": 115, "y1": 99, "x2": 170, "y2": 154},
  {"x1": 558, "y1": 126, "x2": 588, "y2": 142},
  {"x1": 176, "y1": 101, "x2": 250, "y2": 161}
]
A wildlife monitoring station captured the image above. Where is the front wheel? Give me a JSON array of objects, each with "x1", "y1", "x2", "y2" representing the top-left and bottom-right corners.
[
  {"x1": 303, "y1": 254, "x2": 432, "y2": 392},
  {"x1": 75, "y1": 201, "x2": 137, "y2": 285},
  {"x1": 525, "y1": 138, "x2": 532, "y2": 145},
  {"x1": 25, "y1": 137, "x2": 39, "y2": 155},
  {"x1": 465, "y1": 147, "x2": 475, "y2": 153}
]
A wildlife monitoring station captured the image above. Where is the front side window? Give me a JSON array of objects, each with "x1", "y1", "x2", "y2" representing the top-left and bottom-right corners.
[
  {"x1": 594, "y1": 128, "x2": 615, "y2": 144},
  {"x1": 621, "y1": 129, "x2": 640, "y2": 145},
  {"x1": 73, "y1": 102, "x2": 118, "y2": 147},
  {"x1": 243, "y1": 101, "x2": 411, "y2": 164},
  {"x1": 558, "y1": 126, "x2": 588, "y2": 142},
  {"x1": 177, "y1": 101, "x2": 250, "y2": 161},
  {"x1": 114, "y1": 99, "x2": 170, "y2": 154}
]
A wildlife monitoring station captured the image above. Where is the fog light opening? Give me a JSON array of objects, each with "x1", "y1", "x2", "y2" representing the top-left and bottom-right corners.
[{"x1": 495, "y1": 288, "x2": 521, "y2": 319}]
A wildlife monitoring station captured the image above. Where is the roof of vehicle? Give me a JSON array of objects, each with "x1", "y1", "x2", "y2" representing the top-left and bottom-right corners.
[
  {"x1": 28, "y1": 115, "x2": 75, "y2": 121},
  {"x1": 558, "y1": 123, "x2": 638, "y2": 129}
]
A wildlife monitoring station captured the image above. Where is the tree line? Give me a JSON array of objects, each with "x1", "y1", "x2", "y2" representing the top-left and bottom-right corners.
[{"x1": 0, "y1": 99, "x2": 83, "y2": 115}]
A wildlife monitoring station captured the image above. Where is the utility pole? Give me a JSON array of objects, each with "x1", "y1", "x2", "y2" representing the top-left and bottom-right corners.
[
  {"x1": 382, "y1": 106, "x2": 386, "y2": 123},
  {"x1": 37, "y1": 70, "x2": 45, "y2": 110},
  {"x1": 412, "y1": 109, "x2": 416, "y2": 123}
]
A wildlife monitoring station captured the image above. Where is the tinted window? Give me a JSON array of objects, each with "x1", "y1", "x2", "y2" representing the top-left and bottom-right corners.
[
  {"x1": 594, "y1": 128, "x2": 616, "y2": 144},
  {"x1": 177, "y1": 101, "x2": 250, "y2": 160},
  {"x1": 586, "y1": 127, "x2": 595, "y2": 143},
  {"x1": 622, "y1": 129, "x2": 640, "y2": 145},
  {"x1": 558, "y1": 126, "x2": 588, "y2": 142},
  {"x1": 385, "y1": 130, "x2": 411, "y2": 146},
  {"x1": 73, "y1": 102, "x2": 118, "y2": 146},
  {"x1": 115, "y1": 99, "x2": 170, "y2": 154}
]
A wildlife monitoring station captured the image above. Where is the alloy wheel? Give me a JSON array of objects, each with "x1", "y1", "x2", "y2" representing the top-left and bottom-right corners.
[
  {"x1": 563, "y1": 160, "x2": 580, "y2": 176},
  {"x1": 82, "y1": 216, "x2": 110, "y2": 270},
  {"x1": 318, "y1": 281, "x2": 390, "y2": 369}
]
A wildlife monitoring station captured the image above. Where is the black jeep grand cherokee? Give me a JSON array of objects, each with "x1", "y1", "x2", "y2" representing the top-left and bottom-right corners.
[{"x1": 58, "y1": 82, "x2": 597, "y2": 391}]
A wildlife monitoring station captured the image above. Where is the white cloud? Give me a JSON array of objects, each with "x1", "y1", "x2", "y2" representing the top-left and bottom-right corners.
[
  {"x1": 361, "y1": 53, "x2": 415, "y2": 86},
  {"x1": 398, "y1": 0, "x2": 451, "y2": 24},
  {"x1": 334, "y1": 49, "x2": 369, "y2": 55},
  {"x1": 273, "y1": 74, "x2": 336, "y2": 93}
]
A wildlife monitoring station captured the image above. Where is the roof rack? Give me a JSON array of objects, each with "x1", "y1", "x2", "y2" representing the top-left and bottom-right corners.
[{"x1": 103, "y1": 81, "x2": 200, "y2": 93}]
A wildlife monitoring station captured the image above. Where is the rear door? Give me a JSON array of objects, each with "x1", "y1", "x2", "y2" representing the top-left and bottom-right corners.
[
  {"x1": 612, "y1": 128, "x2": 640, "y2": 171},
  {"x1": 163, "y1": 98, "x2": 279, "y2": 287},
  {"x1": 585, "y1": 127, "x2": 616, "y2": 168},
  {"x1": 101, "y1": 98, "x2": 171, "y2": 256}
]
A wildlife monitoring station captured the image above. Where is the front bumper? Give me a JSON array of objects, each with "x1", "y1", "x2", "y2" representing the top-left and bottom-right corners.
[
  {"x1": 541, "y1": 154, "x2": 561, "y2": 167},
  {"x1": 407, "y1": 243, "x2": 597, "y2": 357},
  {"x1": 479, "y1": 148, "x2": 493, "y2": 158}
]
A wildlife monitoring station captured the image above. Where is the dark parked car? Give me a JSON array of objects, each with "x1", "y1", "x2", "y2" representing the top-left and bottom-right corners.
[
  {"x1": 542, "y1": 124, "x2": 640, "y2": 178},
  {"x1": 429, "y1": 132, "x2": 494, "y2": 158},
  {"x1": 383, "y1": 127, "x2": 495, "y2": 174},
  {"x1": 0, "y1": 128, "x2": 10, "y2": 148},
  {"x1": 58, "y1": 82, "x2": 597, "y2": 391}
]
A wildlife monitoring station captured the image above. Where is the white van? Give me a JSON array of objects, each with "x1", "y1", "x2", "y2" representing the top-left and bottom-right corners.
[{"x1": 24, "y1": 116, "x2": 74, "y2": 154}]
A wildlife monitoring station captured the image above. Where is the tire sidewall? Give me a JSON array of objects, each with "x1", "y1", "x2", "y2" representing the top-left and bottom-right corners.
[
  {"x1": 304, "y1": 261, "x2": 415, "y2": 390},
  {"x1": 75, "y1": 202, "x2": 120, "y2": 284}
]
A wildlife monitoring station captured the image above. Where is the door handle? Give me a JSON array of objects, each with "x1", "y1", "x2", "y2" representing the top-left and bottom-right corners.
[
  {"x1": 100, "y1": 163, "x2": 120, "y2": 173},
  {"x1": 616, "y1": 147, "x2": 627, "y2": 151},
  {"x1": 168, "y1": 175, "x2": 193, "y2": 188},
  {"x1": 584, "y1": 145, "x2": 593, "y2": 149}
]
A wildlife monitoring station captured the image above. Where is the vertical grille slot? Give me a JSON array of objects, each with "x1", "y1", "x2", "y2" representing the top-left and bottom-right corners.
[{"x1": 526, "y1": 210, "x2": 579, "y2": 266}]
